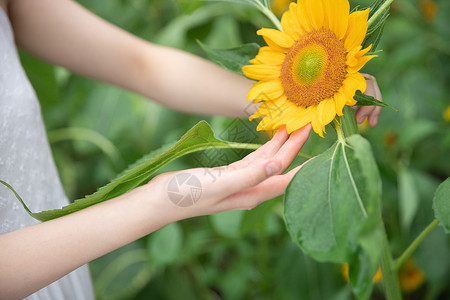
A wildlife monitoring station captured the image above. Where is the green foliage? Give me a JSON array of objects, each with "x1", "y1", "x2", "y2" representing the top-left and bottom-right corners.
[
  {"x1": 364, "y1": 0, "x2": 391, "y2": 51},
  {"x1": 15, "y1": 0, "x2": 450, "y2": 299},
  {"x1": 353, "y1": 90, "x2": 397, "y2": 111},
  {"x1": 285, "y1": 135, "x2": 382, "y2": 299},
  {"x1": 433, "y1": 178, "x2": 450, "y2": 233},
  {"x1": 11, "y1": 121, "x2": 261, "y2": 222},
  {"x1": 147, "y1": 223, "x2": 184, "y2": 266},
  {"x1": 398, "y1": 167, "x2": 420, "y2": 230},
  {"x1": 90, "y1": 242, "x2": 155, "y2": 300},
  {"x1": 198, "y1": 41, "x2": 260, "y2": 75}
]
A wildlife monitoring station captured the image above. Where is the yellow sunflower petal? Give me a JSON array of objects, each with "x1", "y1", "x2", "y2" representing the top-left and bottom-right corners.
[
  {"x1": 285, "y1": 106, "x2": 315, "y2": 133},
  {"x1": 357, "y1": 44, "x2": 373, "y2": 57},
  {"x1": 247, "y1": 79, "x2": 284, "y2": 102},
  {"x1": 344, "y1": 9, "x2": 370, "y2": 51},
  {"x1": 347, "y1": 54, "x2": 377, "y2": 73},
  {"x1": 347, "y1": 45, "x2": 362, "y2": 59},
  {"x1": 324, "y1": 0, "x2": 350, "y2": 39},
  {"x1": 304, "y1": 0, "x2": 324, "y2": 30},
  {"x1": 296, "y1": 0, "x2": 313, "y2": 33},
  {"x1": 249, "y1": 96, "x2": 287, "y2": 120},
  {"x1": 242, "y1": 64, "x2": 281, "y2": 81},
  {"x1": 334, "y1": 90, "x2": 348, "y2": 116},
  {"x1": 250, "y1": 46, "x2": 286, "y2": 65},
  {"x1": 317, "y1": 98, "x2": 337, "y2": 128},
  {"x1": 341, "y1": 73, "x2": 366, "y2": 106},
  {"x1": 309, "y1": 106, "x2": 325, "y2": 137},
  {"x1": 257, "y1": 28, "x2": 295, "y2": 49},
  {"x1": 346, "y1": 72, "x2": 367, "y2": 94},
  {"x1": 281, "y1": 3, "x2": 304, "y2": 39},
  {"x1": 255, "y1": 98, "x2": 296, "y2": 129}
]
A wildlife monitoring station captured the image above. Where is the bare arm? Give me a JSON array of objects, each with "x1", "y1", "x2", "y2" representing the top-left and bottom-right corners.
[
  {"x1": 8, "y1": 0, "x2": 382, "y2": 122},
  {"x1": 0, "y1": 125, "x2": 311, "y2": 299},
  {"x1": 8, "y1": 0, "x2": 254, "y2": 118}
]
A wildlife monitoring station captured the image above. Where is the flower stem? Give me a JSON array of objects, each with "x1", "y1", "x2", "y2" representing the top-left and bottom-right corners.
[
  {"x1": 340, "y1": 106, "x2": 359, "y2": 137},
  {"x1": 393, "y1": 219, "x2": 439, "y2": 270},
  {"x1": 254, "y1": 2, "x2": 283, "y2": 31},
  {"x1": 367, "y1": 0, "x2": 395, "y2": 28},
  {"x1": 333, "y1": 118, "x2": 346, "y2": 144},
  {"x1": 380, "y1": 224, "x2": 402, "y2": 300}
]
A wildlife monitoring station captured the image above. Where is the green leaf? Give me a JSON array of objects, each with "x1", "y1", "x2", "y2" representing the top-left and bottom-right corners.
[
  {"x1": 6, "y1": 121, "x2": 257, "y2": 222},
  {"x1": 363, "y1": 0, "x2": 390, "y2": 52},
  {"x1": 433, "y1": 177, "x2": 450, "y2": 233},
  {"x1": 176, "y1": 0, "x2": 204, "y2": 14},
  {"x1": 348, "y1": 227, "x2": 383, "y2": 300},
  {"x1": 398, "y1": 167, "x2": 420, "y2": 230},
  {"x1": 284, "y1": 135, "x2": 382, "y2": 298},
  {"x1": 147, "y1": 222, "x2": 183, "y2": 266},
  {"x1": 210, "y1": 210, "x2": 245, "y2": 238},
  {"x1": 353, "y1": 91, "x2": 398, "y2": 111},
  {"x1": 197, "y1": 41, "x2": 260, "y2": 75},
  {"x1": 363, "y1": 18, "x2": 387, "y2": 53},
  {"x1": 90, "y1": 241, "x2": 154, "y2": 300}
]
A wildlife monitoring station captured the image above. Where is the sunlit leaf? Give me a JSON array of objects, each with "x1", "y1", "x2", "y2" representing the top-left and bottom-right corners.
[{"x1": 285, "y1": 134, "x2": 382, "y2": 298}]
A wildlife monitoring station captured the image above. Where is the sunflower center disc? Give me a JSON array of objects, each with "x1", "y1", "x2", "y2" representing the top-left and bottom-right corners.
[
  {"x1": 280, "y1": 28, "x2": 347, "y2": 108},
  {"x1": 296, "y1": 49, "x2": 326, "y2": 86}
]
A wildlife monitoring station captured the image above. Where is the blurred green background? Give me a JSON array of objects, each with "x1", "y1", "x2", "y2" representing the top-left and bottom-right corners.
[{"x1": 20, "y1": 0, "x2": 449, "y2": 299}]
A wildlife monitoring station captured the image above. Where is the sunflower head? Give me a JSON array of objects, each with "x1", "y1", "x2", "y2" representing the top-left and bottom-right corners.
[{"x1": 243, "y1": 0, "x2": 376, "y2": 137}]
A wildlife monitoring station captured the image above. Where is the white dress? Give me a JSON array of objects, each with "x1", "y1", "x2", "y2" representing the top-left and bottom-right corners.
[{"x1": 0, "y1": 8, "x2": 95, "y2": 300}]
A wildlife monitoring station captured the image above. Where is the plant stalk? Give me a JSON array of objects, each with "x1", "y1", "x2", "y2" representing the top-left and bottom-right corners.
[
  {"x1": 367, "y1": 0, "x2": 395, "y2": 28},
  {"x1": 333, "y1": 118, "x2": 346, "y2": 143},
  {"x1": 394, "y1": 219, "x2": 439, "y2": 270},
  {"x1": 340, "y1": 106, "x2": 359, "y2": 137},
  {"x1": 255, "y1": 2, "x2": 283, "y2": 31},
  {"x1": 380, "y1": 225, "x2": 402, "y2": 300}
]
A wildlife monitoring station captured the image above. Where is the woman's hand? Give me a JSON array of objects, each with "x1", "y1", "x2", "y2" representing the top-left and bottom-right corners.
[
  {"x1": 355, "y1": 74, "x2": 383, "y2": 127},
  {"x1": 150, "y1": 123, "x2": 311, "y2": 218}
]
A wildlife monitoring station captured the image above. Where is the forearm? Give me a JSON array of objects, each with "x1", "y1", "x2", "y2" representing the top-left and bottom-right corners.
[
  {"x1": 133, "y1": 44, "x2": 255, "y2": 118},
  {"x1": 0, "y1": 182, "x2": 182, "y2": 300},
  {"x1": 9, "y1": 0, "x2": 255, "y2": 118}
]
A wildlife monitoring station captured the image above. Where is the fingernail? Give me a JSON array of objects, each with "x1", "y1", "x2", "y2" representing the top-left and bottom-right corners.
[{"x1": 265, "y1": 161, "x2": 281, "y2": 176}]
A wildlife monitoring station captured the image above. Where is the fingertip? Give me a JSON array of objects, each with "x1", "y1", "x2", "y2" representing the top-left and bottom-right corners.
[
  {"x1": 291, "y1": 123, "x2": 312, "y2": 137},
  {"x1": 355, "y1": 112, "x2": 366, "y2": 124},
  {"x1": 368, "y1": 114, "x2": 378, "y2": 127}
]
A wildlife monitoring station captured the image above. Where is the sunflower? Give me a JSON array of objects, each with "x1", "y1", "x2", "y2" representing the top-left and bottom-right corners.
[{"x1": 243, "y1": 0, "x2": 376, "y2": 137}]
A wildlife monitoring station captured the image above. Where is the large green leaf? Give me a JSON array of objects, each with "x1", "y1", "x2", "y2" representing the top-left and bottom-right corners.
[
  {"x1": 197, "y1": 41, "x2": 260, "y2": 75},
  {"x1": 284, "y1": 134, "x2": 382, "y2": 299},
  {"x1": 3, "y1": 121, "x2": 257, "y2": 222},
  {"x1": 433, "y1": 177, "x2": 450, "y2": 233}
]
